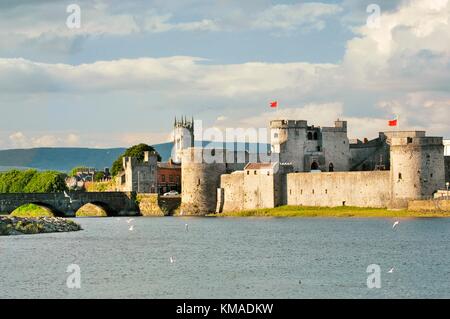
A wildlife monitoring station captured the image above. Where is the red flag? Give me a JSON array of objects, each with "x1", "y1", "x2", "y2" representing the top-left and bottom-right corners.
[
  {"x1": 270, "y1": 101, "x2": 278, "y2": 108},
  {"x1": 388, "y1": 119, "x2": 397, "y2": 126}
]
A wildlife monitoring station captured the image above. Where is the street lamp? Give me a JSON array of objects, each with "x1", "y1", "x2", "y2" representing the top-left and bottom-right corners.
[{"x1": 446, "y1": 182, "x2": 449, "y2": 200}]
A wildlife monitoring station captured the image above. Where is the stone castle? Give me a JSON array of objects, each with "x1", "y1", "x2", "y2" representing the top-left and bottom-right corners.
[{"x1": 178, "y1": 119, "x2": 449, "y2": 215}]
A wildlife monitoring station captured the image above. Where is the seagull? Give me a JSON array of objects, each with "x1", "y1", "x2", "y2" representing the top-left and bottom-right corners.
[
  {"x1": 392, "y1": 221, "x2": 400, "y2": 229},
  {"x1": 169, "y1": 256, "x2": 176, "y2": 264},
  {"x1": 388, "y1": 267, "x2": 395, "y2": 273},
  {"x1": 126, "y1": 218, "x2": 135, "y2": 224},
  {"x1": 64, "y1": 191, "x2": 73, "y2": 204},
  {"x1": 128, "y1": 225, "x2": 134, "y2": 231},
  {"x1": 185, "y1": 224, "x2": 189, "y2": 232}
]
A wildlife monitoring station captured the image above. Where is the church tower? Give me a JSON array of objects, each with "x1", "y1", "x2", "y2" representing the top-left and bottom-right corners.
[{"x1": 172, "y1": 116, "x2": 194, "y2": 164}]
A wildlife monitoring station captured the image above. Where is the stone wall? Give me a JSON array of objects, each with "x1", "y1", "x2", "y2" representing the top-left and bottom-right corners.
[
  {"x1": 408, "y1": 199, "x2": 450, "y2": 212},
  {"x1": 220, "y1": 164, "x2": 282, "y2": 212},
  {"x1": 287, "y1": 171, "x2": 391, "y2": 208},
  {"x1": 350, "y1": 134, "x2": 390, "y2": 171},
  {"x1": 120, "y1": 152, "x2": 158, "y2": 193},
  {"x1": 220, "y1": 172, "x2": 244, "y2": 212},
  {"x1": 243, "y1": 169, "x2": 278, "y2": 210},
  {"x1": 137, "y1": 194, "x2": 181, "y2": 216},
  {"x1": 322, "y1": 122, "x2": 350, "y2": 172}
]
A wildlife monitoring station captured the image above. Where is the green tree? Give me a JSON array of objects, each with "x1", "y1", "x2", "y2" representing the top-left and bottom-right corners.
[
  {"x1": 94, "y1": 171, "x2": 105, "y2": 182},
  {"x1": 0, "y1": 170, "x2": 67, "y2": 193},
  {"x1": 111, "y1": 143, "x2": 161, "y2": 176},
  {"x1": 69, "y1": 166, "x2": 89, "y2": 177}
]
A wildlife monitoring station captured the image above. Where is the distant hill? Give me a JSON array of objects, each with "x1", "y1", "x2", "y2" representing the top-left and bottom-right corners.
[{"x1": 0, "y1": 142, "x2": 269, "y2": 172}]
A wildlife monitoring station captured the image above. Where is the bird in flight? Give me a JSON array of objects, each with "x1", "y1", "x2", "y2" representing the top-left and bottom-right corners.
[{"x1": 64, "y1": 191, "x2": 73, "y2": 204}]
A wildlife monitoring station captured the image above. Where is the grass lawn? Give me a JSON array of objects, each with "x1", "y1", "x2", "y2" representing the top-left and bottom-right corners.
[{"x1": 209, "y1": 205, "x2": 450, "y2": 218}]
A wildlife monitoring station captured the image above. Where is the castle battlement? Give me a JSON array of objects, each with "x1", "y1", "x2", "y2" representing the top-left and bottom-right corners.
[
  {"x1": 123, "y1": 151, "x2": 158, "y2": 169},
  {"x1": 270, "y1": 120, "x2": 307, "y2": 129},
  {"x1": 391, "y1": 136, "x2": 443, "y2": 147}
]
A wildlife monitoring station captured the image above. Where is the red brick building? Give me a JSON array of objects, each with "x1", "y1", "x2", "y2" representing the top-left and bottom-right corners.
[{"x1": 157, "y1": 161, "x2": 181, "y2": 194}]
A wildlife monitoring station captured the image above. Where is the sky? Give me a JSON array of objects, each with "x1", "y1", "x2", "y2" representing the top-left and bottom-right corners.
[{"x1": 0, "y1": 0, "x2": 449, "y2": 149}]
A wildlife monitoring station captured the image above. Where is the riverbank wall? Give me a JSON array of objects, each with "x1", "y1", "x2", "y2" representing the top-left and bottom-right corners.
[
  {"x1": 137, "y1": 194, "x2": 181, "y2": 216},
  {"x1": 408, "y1": 199, "x2": 450, "y2": 212}
]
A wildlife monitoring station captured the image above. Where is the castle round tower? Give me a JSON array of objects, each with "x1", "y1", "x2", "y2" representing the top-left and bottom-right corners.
[
  {"x1": 172, "y1": 116, "x2": 194, "y2": 164},
  {"x1": 180, "y1": 147, "x2": 227, "y2": 215},
  {"x1": 390, "y1": 135, "x2": 445, "y2": 207}
]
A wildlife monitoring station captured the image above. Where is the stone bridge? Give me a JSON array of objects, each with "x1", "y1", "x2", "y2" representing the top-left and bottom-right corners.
[{"x1": 0, "y1": 192, "x2": 139, "y2": 217}]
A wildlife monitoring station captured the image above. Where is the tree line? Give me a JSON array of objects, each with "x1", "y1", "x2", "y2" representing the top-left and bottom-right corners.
[{"x1": 0, "y1": 170, "x2": 67, "y2": 193}]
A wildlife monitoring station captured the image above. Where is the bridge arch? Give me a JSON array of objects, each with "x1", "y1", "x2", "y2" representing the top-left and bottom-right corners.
[
  {"x1": 75, "y1": 201, "x2": 118, "y2": 217},
  {"x1": 9, "y1": 202, "x2": 64, "y2": 217}
]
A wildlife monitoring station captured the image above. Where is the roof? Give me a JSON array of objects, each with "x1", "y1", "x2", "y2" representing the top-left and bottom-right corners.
[
  {"x1": 244, "y1": 162, "x2": 276, "y2": 170},
  {"x1": 157, "y1": 161, "x2": 181, "y2": 169}
]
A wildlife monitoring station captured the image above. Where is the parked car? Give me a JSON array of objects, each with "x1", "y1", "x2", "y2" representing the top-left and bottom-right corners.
[{"x1": 163, "y1": 190, "x2": 179, "y2": 196}]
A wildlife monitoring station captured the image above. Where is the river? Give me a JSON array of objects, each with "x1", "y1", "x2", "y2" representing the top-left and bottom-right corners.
[{"x1": 0, "y1": 217, "x2": 449, "y2": 298}]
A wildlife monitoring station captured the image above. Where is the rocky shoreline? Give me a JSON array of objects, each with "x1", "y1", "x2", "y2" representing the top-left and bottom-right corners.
[{"x1": 0, "y1": 216, "x2": 82, "y2": 236}]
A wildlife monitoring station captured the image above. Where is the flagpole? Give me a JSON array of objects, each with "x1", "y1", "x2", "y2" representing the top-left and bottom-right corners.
[
  {"x1": 396, "y1": 114, "x2": 399, "y2": 137},
  {"x1": 277, "y1": 101, "x2": 279, "y2": 120}
]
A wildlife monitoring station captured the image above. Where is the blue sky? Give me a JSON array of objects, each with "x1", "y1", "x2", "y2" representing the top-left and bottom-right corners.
[{"x1": 0, "y1": 0, "x2": 448, "y2": 148}]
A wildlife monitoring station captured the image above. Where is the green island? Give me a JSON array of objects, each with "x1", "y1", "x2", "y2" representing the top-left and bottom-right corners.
[
  {"x1": 0, "y1": 216, "x2": 82, "y2": 236},
  {"x1": 208, "y1": 205, "x2": 450, "y2": 218}
]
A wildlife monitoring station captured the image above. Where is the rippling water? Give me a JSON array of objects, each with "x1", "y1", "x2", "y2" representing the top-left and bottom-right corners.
[{"x1": 0, "y1": 217, "x2": 449, "y2": 298}]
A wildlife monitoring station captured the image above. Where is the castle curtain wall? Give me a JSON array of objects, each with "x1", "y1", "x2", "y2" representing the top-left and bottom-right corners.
[
  {"x1": 220, "y1": 172, "x2": 245, "y2": 212},
  {"x1": 287, "y1": 171, "x2": 391, "y2": 208}
]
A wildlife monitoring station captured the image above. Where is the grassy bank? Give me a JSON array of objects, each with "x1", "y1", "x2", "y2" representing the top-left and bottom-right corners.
[
  {"x1": 75, "y1": 204, "x2": 107, "y2": 217},
  {"x1": 209, "y1": 205, "x2": 450, "y2": 218},
  {"x1": 5, "y1": 203, "x2": 107, "y2": 217},
  {"x1": 10, "y1": 204, "x2": 54, "y2": 217}
]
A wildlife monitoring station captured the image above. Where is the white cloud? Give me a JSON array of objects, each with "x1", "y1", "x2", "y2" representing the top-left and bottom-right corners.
[
  {"x1": 7, "y1": 132, "x2": 83, "y2": 148},
  {"x1": 9, "y1": 132, "x2": 28, "y2": 148},
  {"x1": 0, "y1": 1, "x2": 341, "y2": 47},
  {"x1": 252, "y1": 3, "x2": 342, "y2": 32},
  {"x1": 342, "y1": 0, "x2": 450, "y2": 90},
  {"x1": 0, "y1": 57, "x2": 337, "y2": 98},
  {"x1": 1, "y1": 0, "x2": 450, "y2": 149},
  {"x1": 378, "y1": 92, "x2": 450, "y2": 135},
  {"x1": 1, "y1": 130, "x2": 172, "y2": 149}
]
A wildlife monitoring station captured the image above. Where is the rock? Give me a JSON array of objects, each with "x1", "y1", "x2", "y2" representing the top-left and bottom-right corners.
[{"x1": 0, "y1": 216, "x2": 82, "y2": 236}]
